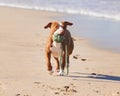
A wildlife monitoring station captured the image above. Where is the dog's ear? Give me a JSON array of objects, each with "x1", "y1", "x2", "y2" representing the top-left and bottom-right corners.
[
  {"x1": 44, "y1": 22, "x2": 52, "y2": 29},
  {"x1": 64, "y1": 21, "x2": 73, "y2": 26},
  {"x1": 62, "y1": 21, "x2": 73, "y2": 29}
]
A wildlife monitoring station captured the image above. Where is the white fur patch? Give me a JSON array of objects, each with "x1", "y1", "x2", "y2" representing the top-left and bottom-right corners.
[
  {"x1": 50, "y1": 41, "x2": 61, "y2": 58},
  {"x1": 54, "y1": 23, "x2": 64, "y2": 35},
  {"x1": 59, "y1": 69, "x2": 64, "y2": 76}
]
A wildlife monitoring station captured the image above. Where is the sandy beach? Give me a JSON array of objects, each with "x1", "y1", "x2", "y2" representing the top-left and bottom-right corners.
[{"x1": 0, "y1": 7, "x2": 120, "y2": 96}]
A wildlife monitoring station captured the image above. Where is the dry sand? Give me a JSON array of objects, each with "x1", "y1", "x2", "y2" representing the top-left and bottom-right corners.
[{"x1": 0, "y1": 7, "x2": 120, "y2": 96}]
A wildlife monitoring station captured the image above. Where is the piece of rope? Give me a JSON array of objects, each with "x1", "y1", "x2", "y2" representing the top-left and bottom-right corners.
[
  {"x1": 65, "y1": 45, "x2": 69, "y2": 75},
  {"x1": 59, "y1": 44, "x2": 69, "y2": 75},
  {"x1": 59, "y1": 43, "x2": 63, "y2": 75}
]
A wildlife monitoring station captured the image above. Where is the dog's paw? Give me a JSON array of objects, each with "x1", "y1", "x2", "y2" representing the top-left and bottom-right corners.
[
  {"x1": 49, "y1": 70, "x2": 54, "y2": 75},
  {"x1": 58, "y1": 71, "x2": 64, "y2": 76}
]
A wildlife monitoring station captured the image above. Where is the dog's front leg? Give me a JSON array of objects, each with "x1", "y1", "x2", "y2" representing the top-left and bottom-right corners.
[
  {"x1": 54, "y1": 57, "x2": 59, "y2": 72},
  {"x1": 46, "y1": 51, "x2": 53, "y2": 75}
]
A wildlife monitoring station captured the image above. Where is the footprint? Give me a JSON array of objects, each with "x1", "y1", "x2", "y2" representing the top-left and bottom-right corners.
[
  {"x1": 73, "y1": 55, "x2": 86, "y2": 61},
  {"x1": 16, "y1": 94, "x2": 20, "y2": 96}
]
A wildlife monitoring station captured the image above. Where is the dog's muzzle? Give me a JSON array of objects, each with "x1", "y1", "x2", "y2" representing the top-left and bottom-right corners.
[{"x1": 53, "y1": 24, "x2": 66, "y2": 43}]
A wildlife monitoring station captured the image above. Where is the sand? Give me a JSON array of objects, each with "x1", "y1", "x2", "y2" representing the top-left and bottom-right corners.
[{"x1": 0, "y1": 6, "x2": 120, "y2": 96}]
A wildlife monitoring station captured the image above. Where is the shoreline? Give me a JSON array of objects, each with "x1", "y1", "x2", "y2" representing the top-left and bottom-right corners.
[
  {"x1": 0, "y1": 6, "x2": 120, "y2": 96},
  {"x1": 56, "y1": 13, "x2": 120, "y2": 53}
]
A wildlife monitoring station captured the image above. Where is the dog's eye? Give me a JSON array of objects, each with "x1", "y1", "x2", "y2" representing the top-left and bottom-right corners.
[
  {"x1": 60, "y1": 25, "x2": 66, "y2": 30},
  {"x1": 55, "y1": 25, "x2": 59, "y2": 29},
  {"x1": 63, "y1": 26, "x2": 66, "y2": 29}
]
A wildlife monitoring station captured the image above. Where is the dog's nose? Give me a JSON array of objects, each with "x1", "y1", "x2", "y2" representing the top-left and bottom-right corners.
[
  {"x1": 59, "y1": 31, "x2": 65, "y2": 36},
  {"x1": 54, "y1": 26, "x2": 65, "y2": 36},
  {"x1": 58, "y1": 27, "x2": 65, "y2": 35}
]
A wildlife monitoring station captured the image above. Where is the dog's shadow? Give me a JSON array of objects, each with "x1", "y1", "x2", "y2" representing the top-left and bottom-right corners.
[{"x1": 68, "y1": 72, "x2": 120, "y2": 82}]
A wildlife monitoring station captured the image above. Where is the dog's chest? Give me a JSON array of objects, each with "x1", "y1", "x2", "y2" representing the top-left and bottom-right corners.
[{"x1": 50, "y1": 42, "x2": 62, "y2": 58}]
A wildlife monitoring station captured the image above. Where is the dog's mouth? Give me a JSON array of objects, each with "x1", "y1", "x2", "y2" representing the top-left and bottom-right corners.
[
  {"x1": 52, "y1": 22, "x2": 67, "y2": 43},
  {"x1": 52, "y1": 33, "x2": 65, "y2": 43}
]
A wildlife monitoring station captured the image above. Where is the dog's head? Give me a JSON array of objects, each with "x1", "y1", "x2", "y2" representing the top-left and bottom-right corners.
[{"x1": 44, "y1": 21, "x2": 73, "y2": 35}]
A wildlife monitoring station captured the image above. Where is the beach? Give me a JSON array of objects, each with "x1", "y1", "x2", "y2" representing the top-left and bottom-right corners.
[{"x1": 0, "y1": 7, "x2": 120, "y2": 96}]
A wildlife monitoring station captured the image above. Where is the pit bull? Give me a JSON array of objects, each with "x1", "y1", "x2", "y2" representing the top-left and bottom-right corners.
[{"x1": 44, "y1": 21, "x2": 74, "y2": 75}]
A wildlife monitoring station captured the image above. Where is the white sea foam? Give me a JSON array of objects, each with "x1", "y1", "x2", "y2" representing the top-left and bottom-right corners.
[{"x1": 0, "y1": 0, "x2": 120, "y2": 21}]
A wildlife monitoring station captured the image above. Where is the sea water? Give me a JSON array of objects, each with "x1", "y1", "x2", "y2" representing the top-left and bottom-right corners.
[{"x1": 0, "y1": 0, "x2": 120, "y2": 52}]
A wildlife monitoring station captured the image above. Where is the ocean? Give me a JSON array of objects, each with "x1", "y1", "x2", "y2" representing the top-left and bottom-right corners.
[
  {"x1": 0, "y1": 0, "x2": 120, "y2": 53},
  {"x1": 0, "y1": 0, "x2": 120, "y2": 21}
]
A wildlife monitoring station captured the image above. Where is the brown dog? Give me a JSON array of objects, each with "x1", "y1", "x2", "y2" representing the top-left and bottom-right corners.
[{"x1": 44, "y1": 21, "x2": 74, "y2": 75}]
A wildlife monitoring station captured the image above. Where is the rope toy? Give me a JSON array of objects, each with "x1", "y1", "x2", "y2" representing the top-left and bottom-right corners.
[
  {"x1": 53, "y1": 33, "x2": 65, "y2": 43},
  {"x1": 53, "y1": 33, "x2": 69, "y2": 75},
  {"x1": 59, "y1": 44, "x2": 69, "y2": 76}
]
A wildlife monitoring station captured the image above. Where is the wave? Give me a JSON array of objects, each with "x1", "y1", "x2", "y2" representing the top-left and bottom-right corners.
[{"x1": 0, "y1": 3, "x2": 120, "y2": 21}]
